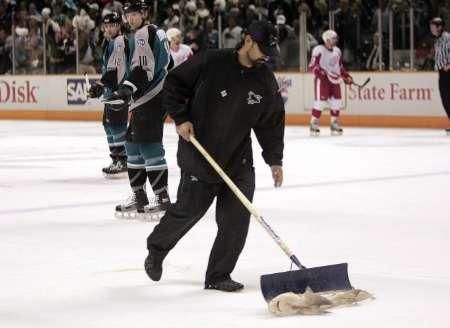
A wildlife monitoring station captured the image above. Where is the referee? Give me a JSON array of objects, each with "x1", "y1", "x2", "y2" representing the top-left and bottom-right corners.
[{"x1": 430, "y1": 17, "x2": 450, "y2": 135}]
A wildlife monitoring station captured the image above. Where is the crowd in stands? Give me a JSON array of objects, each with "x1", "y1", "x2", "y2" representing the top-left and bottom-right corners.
[{"x1": 0, "y1": 0, "x2": 448, "y2": 74}]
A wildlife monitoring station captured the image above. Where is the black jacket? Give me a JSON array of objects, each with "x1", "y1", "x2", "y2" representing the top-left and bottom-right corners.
[{"x1": 163, "y1": 49, "x2": 285, "y2": 182}]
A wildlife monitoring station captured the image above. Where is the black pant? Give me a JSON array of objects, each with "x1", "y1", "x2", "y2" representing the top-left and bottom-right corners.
[
  {"x1": 147, "y1": 165, "x2": 255, "y2": 284},
  {"x1": 439, "y1": 70, "x2": 450, "y2": 119}
]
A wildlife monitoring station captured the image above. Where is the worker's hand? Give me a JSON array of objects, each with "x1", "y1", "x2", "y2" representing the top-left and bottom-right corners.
[
  {"x1": 444, "y1": 64, "x2": 450, "y2": 71},
  {"x1": 176, "y1": 121, "x2": 194, "y2": 142},
  {"x1": 270, "y1": 165, "x2": 283, "y2": 188},
  {"x1": 343, "y1": 75, "x2": 354, "y2": 85}
]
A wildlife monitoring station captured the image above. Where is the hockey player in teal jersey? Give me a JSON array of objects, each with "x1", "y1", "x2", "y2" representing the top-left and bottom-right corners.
[
  {"x1": 110, "y1": 0, "x2": 172, "y2": 220},
  {"x1": 88, "y1": 12, "x2": 129, "y2": 178}
]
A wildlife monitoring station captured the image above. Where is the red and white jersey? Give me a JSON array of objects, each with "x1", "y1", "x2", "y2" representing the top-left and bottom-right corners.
[
  {"x1": 170, "y1": 44, "x2": 193, "y2": 68},
  {"x1": 309, "y1": 45, "x2": 349, "y2": 84}
]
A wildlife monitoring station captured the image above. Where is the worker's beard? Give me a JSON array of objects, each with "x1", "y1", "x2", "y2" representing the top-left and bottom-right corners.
[{"x1": 251, "y1": 57, "x2": 267, "y2": 67}]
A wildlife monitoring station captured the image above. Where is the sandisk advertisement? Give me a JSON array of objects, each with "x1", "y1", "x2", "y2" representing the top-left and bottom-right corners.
[
  {"x1": 0, "y1": 75, "x2": 102, "y2": 111},
  {"x1": 0, "y1": 79, "x2": 39, "y2": 104}
]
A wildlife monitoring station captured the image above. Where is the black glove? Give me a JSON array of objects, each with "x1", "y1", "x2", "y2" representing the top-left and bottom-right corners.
[
  {"x1": 103, "y1": 85, "x2": 133, "y2": 110},
  {"x1": 88, "y1": 82, "x2": 104, "y2": 98}
]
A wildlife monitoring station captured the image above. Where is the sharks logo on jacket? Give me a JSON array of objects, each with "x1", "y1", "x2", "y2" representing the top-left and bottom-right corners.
[{"x1": 247, "y1": 91, "x2": 262, "y2": 105}]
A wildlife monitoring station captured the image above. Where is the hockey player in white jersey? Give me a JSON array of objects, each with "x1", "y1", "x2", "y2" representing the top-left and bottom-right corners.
[
  {"x1": 110, "y1": 0, "x2": 172, "y2": 221},
  {"x1": 308, "y1": 30, "x2": 353, "y2": 136},
  {"x1": 88, "y1": 12, "x2": 129, "y2": 178}
]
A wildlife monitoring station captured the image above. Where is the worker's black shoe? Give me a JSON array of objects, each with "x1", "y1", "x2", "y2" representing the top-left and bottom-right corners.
[
  {"x1": 205, "y1": 278, "x2": 244, "y2": 292},
  {"x1": 144, "y1": 252, "x2": 163, "y2": 281}
]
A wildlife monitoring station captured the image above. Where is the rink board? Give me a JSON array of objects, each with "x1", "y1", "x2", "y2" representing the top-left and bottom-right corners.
[{"x1": 0, "y1": 73, "x2": 447, "y2": 128}]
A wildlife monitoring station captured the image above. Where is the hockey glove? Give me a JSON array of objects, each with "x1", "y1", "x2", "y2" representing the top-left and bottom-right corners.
[
  {"x1": 313, "y1": 67, "x2": 326, "y2": 79},
  {"x1": 342, "y1": 75, "x2": 354, "y2": 85},
  {"x1": 103, "y1": 85, "x2": 133, "y2": 110},
  {"x1": 88, "y1": 82, "x2": 104, "y2": 98}
]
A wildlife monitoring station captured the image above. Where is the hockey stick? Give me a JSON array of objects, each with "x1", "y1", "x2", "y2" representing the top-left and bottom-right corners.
[
  {"x1": 84, "y1": 73, "x2": 91, "y2": 95},
  {"x1": 351, "y1": 77, "x2": 371, "y2": 88},
  {"x1": 189, "y1": 135, "x2": 352, "y2": 300}
]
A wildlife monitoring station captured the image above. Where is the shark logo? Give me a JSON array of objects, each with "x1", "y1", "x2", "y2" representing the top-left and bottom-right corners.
[{"x1": 247, "y1": 91, "x2": 262, "y2": 105}]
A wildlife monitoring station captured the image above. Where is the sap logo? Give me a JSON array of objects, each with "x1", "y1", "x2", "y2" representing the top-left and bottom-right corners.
[
  {"x1": 67, "y1": 78, "x2": 98, "y2": 105},
  {"x1": 0, "y1": 80, "x2": 39, "y2": 103},
  {"x1": 137, "y1": 39, "x2": 145, "y2": 47}
]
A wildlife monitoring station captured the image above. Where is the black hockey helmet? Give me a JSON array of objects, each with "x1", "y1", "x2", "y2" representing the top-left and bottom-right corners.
[
  {"x1": 430, "y1": 17, "x2": 444, "y2": 27},
  {"x1": 102, "y1": 11, "x2": 122, "y2": 25},
  {"x1": 124, "y1": 0, "x2": 146, "y2": 13}
]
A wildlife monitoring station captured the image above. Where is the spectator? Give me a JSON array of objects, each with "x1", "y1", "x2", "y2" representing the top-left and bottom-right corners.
[
  {"x1": 244, "y1": 4, "x2": 260, "y2": 27},
  {"x1": 0, "y1": 25, "x2": 11, "y2": 73},
  {"x1": 101, "y1": 0, "x2": 123, "y2": 17},
  {"x1": 204, "y1": 17, "x2": 219, "y2": 49},
  {"x1": 166, "y1": 27, "x2": 193, "y2": 67},
  {"x1": 26, "y1": 17, "x2": 44, "y2": 73},
  {"x1": 222, "y1": 15, "x2": 242, "y2": 48},
  {"x1": 163, "y1": 4, "x2": 180, "y2": 29},
  {"x1": 276, "y1": 14, "x2": 294, "y2": 68},
  {"x1": 12, "y1": 27, "x2": 29, "y2": 74},
  {"x1": 333, "y1": 0, "x2": 359, "y2": 68},
  {"x1": 183, "y1": 1, "x2": 199, "y2": 32},
  {"x1": 268, "y1": 0, "x2": 293, "y2": 25},
  {"x1": 28, "y1": 3, "x2": 41, "y2": 21},
  {"x1": 196, "y1": 0, "x2": 210, "y2": 21},
  {"x1": 73, "y1": 9, "x2": 96, "y2": 73},
  {"x1": 42, "y1": 7, "x2": 63, "y2": 73}
]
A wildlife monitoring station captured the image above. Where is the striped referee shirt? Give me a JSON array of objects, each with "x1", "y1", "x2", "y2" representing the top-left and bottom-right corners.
[{"x1": 434, "y1": 31, "x2": 450, "y2": 70}]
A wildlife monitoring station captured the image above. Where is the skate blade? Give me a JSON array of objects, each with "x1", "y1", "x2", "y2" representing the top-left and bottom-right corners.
[
  {"x1": 103, "y1": 171, "x2": 128, "y2": 179},
  {"x1": 136, "y1": 210, "x2": 166, "y2": 222},
  {"x1": 330, "y1": 131, "x2": 343, "y2": 136},
  {"x1": 310, "y1": 131, "x2": 320, "y2": 137},
  {"x1": 115, "y1": 211, "x2": 139, "y2": 220}
]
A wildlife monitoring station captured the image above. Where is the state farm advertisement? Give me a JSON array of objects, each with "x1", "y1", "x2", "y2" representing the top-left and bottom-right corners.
[{"x1": 276, "y1": 72, "x2": 445, "y2": 117}]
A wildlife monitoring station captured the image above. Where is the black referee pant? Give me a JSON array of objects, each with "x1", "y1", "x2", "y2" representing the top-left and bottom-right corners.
[
  {"x1": 147, "y1": 166, "x2": 255, "y2": 285},
  {"x1": 439, "y1": 70, "x2": 450, "y2": 119}
]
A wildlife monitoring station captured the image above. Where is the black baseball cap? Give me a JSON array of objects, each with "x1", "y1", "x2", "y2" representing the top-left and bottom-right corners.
[
  {"x1": 430, "y1": 17, "x2": 444, "y2": 27},
  {"x1": 246, "y1": 20, "x2": 279, "y2": 58}
]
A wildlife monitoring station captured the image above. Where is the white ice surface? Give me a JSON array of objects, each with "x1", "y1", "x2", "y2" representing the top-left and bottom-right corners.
[{"x1": 0, "y1": 121, "x2": 449, "y2": 328}]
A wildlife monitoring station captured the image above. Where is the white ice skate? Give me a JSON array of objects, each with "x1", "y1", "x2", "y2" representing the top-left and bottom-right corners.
[
  {"x1": 103, "y1": 159, "x2": 127, "y2": 179},
  {"x1": 136, "y1": 194, "x2": 171, "y2": 222},
  {"x1": 115, "y1": 189, "x2": 148, "y2": 220},
  {"x1": 330, "y1": 119, "x2": 343, "y2": 136},
  {"x1": 446, "y1": 127, "x2": 450, "y2": 136},
  {"x1": 310, "y1": 118, "x2": 320, "y2": 137}
]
